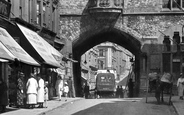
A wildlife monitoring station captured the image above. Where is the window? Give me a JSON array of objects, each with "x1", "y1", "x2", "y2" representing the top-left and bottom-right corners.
[
  {"x1": 173, "y1": 0, "x2": 181, "y2": 8},
  {"x1": 43, "y1": 2, "x2": 46, "y2": 25},
  {"x1": 99, "y1": 49, "x2": 105, "y2": 57},
  {"x1": 162, "y1": 0, "x2": 184, "y2": 10},
  {"x1": 99, "y1": 0, "x2": 110, "y2": 7},
  {"x1": 37, "y1": 1, "x2": 41, "y2": 25},
  {"x1": 28, "y1": 0, "x2": 32, "y2": 23},
  {"x1": 19, "y1": 0, "x2": 23, "y2": 18},
  {"x1": 99, "y1": 60, "x2": 104, "y2": 69}
]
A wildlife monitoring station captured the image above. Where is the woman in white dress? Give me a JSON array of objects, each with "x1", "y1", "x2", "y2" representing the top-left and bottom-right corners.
[
  {"x1": 177, "y1": 73, "x2": 184, "y2": 100},
  {"x1": 55, "y1": 75, "x2": 64, "y2": 101},
  {"x1": 26, "y1": 73, "x2": 38, "y2": 109},
  {"x1": 37, "y1": 74, "x2": 44, "y2": 108}
]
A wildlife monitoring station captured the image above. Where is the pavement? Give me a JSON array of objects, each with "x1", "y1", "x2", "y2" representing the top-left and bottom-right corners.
[
  {"x1": 1, "y1": 97, "x2": 83, "y2": 115},
  {"x1": 171, "y1": 96, "x2": 184, "y2": 115},
  {"x1": 0, "y1": 96, "x2": 184, "y2": 115}
]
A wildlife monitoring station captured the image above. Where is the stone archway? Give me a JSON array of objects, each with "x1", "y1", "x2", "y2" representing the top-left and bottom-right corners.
[{"x1": 72, "y1": 26, "x2": 142, "y2": 97}]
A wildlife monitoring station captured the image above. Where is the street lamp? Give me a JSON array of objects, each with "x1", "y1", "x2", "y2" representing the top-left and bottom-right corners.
[{"x1": 84, "y1": 54, "x2": 87, "y2": 64}]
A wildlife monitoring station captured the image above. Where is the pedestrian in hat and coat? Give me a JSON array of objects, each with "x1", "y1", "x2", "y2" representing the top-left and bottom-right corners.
[
  {"x1": 37, "y1": 74, "x2": 44, "y2": 108},
  {"x1": 26, "y1": 73, "x2": 38, "y2": 109},
  {"x1": 55, "y1": 75, "x2": 64, "y2": 101}
]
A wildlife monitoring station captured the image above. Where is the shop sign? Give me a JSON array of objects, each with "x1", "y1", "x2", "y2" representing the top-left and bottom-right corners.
[{"x1": 0, "y1": 0, "x2": 11, "y2": 19}]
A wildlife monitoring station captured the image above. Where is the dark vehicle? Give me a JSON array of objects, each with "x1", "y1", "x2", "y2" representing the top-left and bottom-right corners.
[{"x1": 95, "y1": 73, "x2": 116, "y2": 98}]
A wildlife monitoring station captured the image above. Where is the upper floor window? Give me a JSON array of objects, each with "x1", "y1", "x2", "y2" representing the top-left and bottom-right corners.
[
  {"x1": 162, "y1": 0, "x2": 184, "y2": 10},
  {"x1": 37, "y1": 1, "x2": 41, "y2": 25},
  {"x1": 19, "y1": 0, "x2": 23, "y2": 18},
  {"x1": 99, "y1": 49, "x2": 105, "y2": 57},
  {"x1": 43, "y1": 2, "x2": 46, "y2": 26}
]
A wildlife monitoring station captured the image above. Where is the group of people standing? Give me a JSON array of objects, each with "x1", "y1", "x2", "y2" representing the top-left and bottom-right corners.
[
  {"x1": 116, "y1": 85, "x2": 124, "y2": 98},
  {"x1": 17, "y1": 72, "x2": 48, "y2": 109},
  {"x1": 0, "y1": 72, "x2": 49, "y2": 112}
]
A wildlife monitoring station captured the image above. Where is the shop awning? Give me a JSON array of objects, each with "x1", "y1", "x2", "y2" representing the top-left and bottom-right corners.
[
  {"x1": 0, "y1": 27, "x2": 40, "y2": 66},
  {"x1": 16, "y1": 24, "x2": 61, "y2": 68},
  {"x1": 0, "y1": 41, "x2": 15, "y2": 61},
  {"x1": 40, "y1": 36, "x2": 63, "y2": 64}
]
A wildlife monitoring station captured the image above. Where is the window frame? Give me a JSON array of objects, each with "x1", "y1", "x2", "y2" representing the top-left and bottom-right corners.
[{"x1": 162, "y1": 0, "x2": 184, "y2": 11}]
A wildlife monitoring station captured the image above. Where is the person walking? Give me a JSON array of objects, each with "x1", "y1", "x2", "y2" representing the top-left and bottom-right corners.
[
  {"x1": 55, "y1": 75, "x2": 63, "y2": 101},
  {"x1": 116, "y1": 86, "x2": 120, "y2": 98},
  {"x1": 44, "y1": 81, "x2": 49, "y2": 108},
  {"x1": 63, "y1": 82, "x2": 69, "y2": 101},
  {"x1": 67, "y1": 76, "x2": 73, "y2": 98},
  {"x1": 155, "y1": 74, "x2": 161, "y2": 104},
  {"x1": 120, "y1": 85, "x2": 124, "y2": 98},
  {"x1": 0, "y1": 79, "x2": 8, "y2": 113},
  {"x1": 16, "y1": 72, "x2": 25, "y2": 108},
  {"x1": 128, "y1": 78, "x2": 134, "y2": 98},
  {"x1": 26, "y1": 73, "x2": 38, "y2": 109},
  {"x1": 84, "y1": 82, "x2": 90, "y2": 99},
  {"x1": 37, "y1": 74, "x2": 44, "y2": 108},
  {"x1": 177, "y1": 73, "x2": 184, "y2": 100}
]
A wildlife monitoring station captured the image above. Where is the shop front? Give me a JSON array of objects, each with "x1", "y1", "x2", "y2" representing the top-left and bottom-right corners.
[
  {"x1": 7, "y1": 22, "x2": 63, "y2": 99},
  {"x1": 0, "y1": 0, "x2": 42, "y2": 107},
  {"x1": 0, "y1": 26, "x2": 41, "y2": 106}
]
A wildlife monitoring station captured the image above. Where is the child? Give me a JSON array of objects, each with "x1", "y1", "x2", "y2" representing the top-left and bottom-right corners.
[
  {"x1": 63, "y1": 82, "x2": 69, "y2": 101},
  {"x1": 44, "y1": 81, "x2": 49, "y2": 108}
]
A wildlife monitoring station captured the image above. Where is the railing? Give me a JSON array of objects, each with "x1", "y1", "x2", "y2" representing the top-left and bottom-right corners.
[{"x1": 89, "y1": 0, "x2": 123, "y2": 9}]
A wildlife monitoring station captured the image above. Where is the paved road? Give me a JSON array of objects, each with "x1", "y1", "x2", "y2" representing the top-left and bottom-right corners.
[{"x1": 45, "y1": 98, "x2": 178, "y2": 115}]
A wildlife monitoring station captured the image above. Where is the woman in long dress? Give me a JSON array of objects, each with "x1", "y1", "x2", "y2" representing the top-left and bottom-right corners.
[
  {"x1": 55, "y1": 75, "x2": 63, "y2": 101},
  {"x1": 177, "y1": 73, "x2": 184, "y2": 100},
  {"x1": 26, "y1": 73, "x2": 38, "y2": 109},
  {"x1": 37, "y1": 74, "x2": 44, "y2": 108},
  {"x1": 16, "y1": 72, "x2": 25, "y2": 108}
]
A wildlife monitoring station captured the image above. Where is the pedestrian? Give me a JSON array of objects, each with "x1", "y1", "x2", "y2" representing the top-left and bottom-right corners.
[
  {"x1": 55, "y1": 74, "x2": 63, "y2": 101},
  {"x1": 128, "y1": 78, "x2": 134, "y2": 97},
  {"x1": 67, "y1": 76, "x2": 73, "y2": 98},
  {"x1": 155, "y1": 74, "x2": 161, "y2": 104},
  {"x1": 120, "y1": 85, "x2": 124, "y2": 98},
  {"x1": 16, "y1": 72, "x2": 25, "y2": 108},
  {"x1": 63, "y1": 82, "x2": 69, "y2": 101},
  {"x1": 37, "y1": 74, "x2": 44, "y2": 108},
  {"x1": 116, "y1": 86, "x2": 120, "y2": 98},
  {"x1": 177, "y1": 73, "x2": 184, "y2": 100},
  {"x1": 84, "y1": 82, "x2": 89, "y2": 99},
  {"x1": 26, "y1": 73, "x2": 38, "y2": 109},
  {"x1": 44, "y1": 81, "x2": 49, "y2": 108},
  {"x1": 0, "y1": 78, "x2": 8, "y2": 113}
]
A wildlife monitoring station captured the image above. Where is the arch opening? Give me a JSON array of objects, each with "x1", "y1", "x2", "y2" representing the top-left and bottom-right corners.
[{"x1": 72, "y1": 29, "x2": 142, "y2": 97}]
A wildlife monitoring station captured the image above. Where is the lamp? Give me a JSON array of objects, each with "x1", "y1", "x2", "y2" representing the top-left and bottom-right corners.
[{"x1": 84, "y1": 54, "x2": 87, "y2": 64}]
